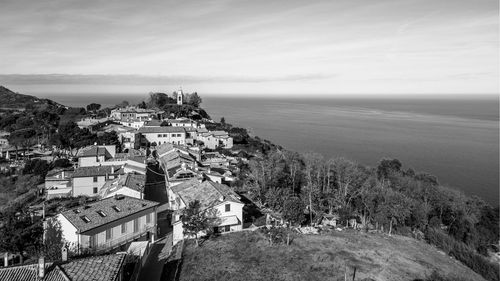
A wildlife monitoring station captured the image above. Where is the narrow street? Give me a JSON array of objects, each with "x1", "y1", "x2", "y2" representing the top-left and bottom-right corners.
[
  {"x1": 137, "y1": 233, "x2": 173, "y2": 281},
  {"x1": 140, "y1": 162, "x2": 175, "y2": 280}
]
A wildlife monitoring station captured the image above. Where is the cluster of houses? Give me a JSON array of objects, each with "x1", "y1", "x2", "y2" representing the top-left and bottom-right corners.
[
  {"x1": 77, "y1": 90, "x2": 233, "y2": 150},
  {"x1": 1, "y1": 91, "x2": 246, "y2": 279},
  {"x1": 44, "y1": 144, "x2": 242, "y2": 254},
  {"x1": 47, "y1": 97, "x2": 240, "y2": 247}
]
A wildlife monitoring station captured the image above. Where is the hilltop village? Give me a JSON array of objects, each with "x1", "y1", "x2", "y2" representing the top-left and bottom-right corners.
[
  {"x1": 0, "y1": 86, "x2": 498, "y2": 281},
  {"x1": 0, "y1": 88, "x2": 277, "y2": 281}
]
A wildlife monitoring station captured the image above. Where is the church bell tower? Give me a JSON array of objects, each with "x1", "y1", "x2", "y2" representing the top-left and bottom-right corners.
[{"x1": 177, "y1": 89, "x2": 183, "y2": 105}]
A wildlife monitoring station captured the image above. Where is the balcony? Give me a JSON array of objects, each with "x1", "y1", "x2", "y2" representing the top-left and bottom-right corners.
[{"x1": 92, "y1": 225, "x2": 156, "y2": 253}]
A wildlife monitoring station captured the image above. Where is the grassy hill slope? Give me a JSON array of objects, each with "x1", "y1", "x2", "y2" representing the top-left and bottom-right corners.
[{"x1": 179, "y1": 230, "x2": 486, "y2": 281}]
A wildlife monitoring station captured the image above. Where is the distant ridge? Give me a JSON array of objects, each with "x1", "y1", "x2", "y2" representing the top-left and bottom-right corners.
[{"x1": 0, "y1": 85, "x2": 65, "y2": 109}]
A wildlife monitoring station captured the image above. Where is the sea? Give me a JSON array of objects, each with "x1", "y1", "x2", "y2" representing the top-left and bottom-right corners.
[{"x1": 35, "y1": 93, "x2": 500, "y2": 206}]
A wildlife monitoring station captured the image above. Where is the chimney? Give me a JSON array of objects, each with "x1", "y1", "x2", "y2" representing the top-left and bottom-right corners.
[
  {"x1": 111, "y1": 166, "x2": 115, "y2": 174},
  {"x1": 61, "y1": 246, "x2": 68, "y2": 262},
  {"x1": 38, "y1": 257, "x2": 45, "y2": 279},
  {"x1": 61, "y1": 170, "x2": 65, "y2": 179}
]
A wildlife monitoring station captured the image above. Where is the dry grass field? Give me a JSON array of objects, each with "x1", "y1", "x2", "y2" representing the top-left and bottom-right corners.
[{"x1": 179, "y1": 230, "x2": 486, "y2": 281}]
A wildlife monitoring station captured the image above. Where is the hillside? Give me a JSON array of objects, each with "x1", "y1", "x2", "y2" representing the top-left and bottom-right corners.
[
  {"x1": 0, "y1": 85, "x2": 63, "y2": 109},
  {"x1": 179, "y1": 230, "x2": 486, "y2": 281}
]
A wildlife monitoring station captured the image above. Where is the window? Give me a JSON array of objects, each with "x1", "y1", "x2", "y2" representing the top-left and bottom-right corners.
[
  {"x1": 146, "y1": 213, "x2": 151, "y2": 223},
  {"x1": 93, "y1": 187, "x2": 98, "y2": 194},
  {"x1": 225, "y1": 225, "x2": 231, "y2": 232},
  {"x1": 133, "y1": 218, "x2": 139, "y2": 233},
  {"x1": 163, "y1": 134, "x2": 169, "y2": 137},
  {"x1": 112, "y1": 205, "x2": 121, "y2": 212},
  {"x1": 121, "y1": 223, "x2": 127, "y2": 234},
  {"x1": 106, "y1": 229, "x2": 112, "y2": 241},
  {"x1": 93, "y1": 176, "x2": 98, "y2": 182},
  {"x1": 157, "y1": 134, "x2": 162, "y2": 138},
  {"x1": 225, "y1": 204, "x2": 231, "y2": 212},
  {"x1": 80, "y1": 216, "x2": 91, "y2": 223},
  {"x1": 96, "y1": 210, "x2": 107, "y2": 217}
]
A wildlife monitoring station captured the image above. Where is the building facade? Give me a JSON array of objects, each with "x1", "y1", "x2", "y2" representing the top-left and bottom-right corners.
[{"x1": 55, "y1": 196, "x2": 158, "y2": 253}]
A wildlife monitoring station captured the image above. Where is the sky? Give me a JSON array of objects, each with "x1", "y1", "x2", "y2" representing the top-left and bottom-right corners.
[{"x1": 0, "y1": 0, "x2": 498, "y2": 97}]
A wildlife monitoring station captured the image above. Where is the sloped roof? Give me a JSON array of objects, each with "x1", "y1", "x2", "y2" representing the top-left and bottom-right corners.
[
  {"x1": 171, "y1": 179, "x2": 241, "y2": 210},
  {"x1": 60, "y1": 195, "x2": 158, "y2": 233},
  {"x1": 0, "y1": 263, "x2": 52, "y2": 281},
  {"x1": 156, "y1": 143, "x2": 175, "y2": 156},
  {"x1": 99, "y1": 173, "x2": 145, "y2": 198},
  {"x1": 0, "y1": 254, "x2": 125, "y2": 281},
  {"x1": 72, "y1": 165, "x2": 123, "y2": 178},
  {"x1": 137, "y1": 127, "x2": 186, "y2": 134},
  {"x1": 144, "y1": 119, "x2": 162, "y2": 127},
  {"x1": 56, "y1": 253, "x2": 126, "y2": 281},
  {"x1": 77, "y1": 146, "x2": 112, "y2": 158}
]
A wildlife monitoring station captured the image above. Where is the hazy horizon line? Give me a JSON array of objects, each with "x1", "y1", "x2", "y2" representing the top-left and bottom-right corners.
[{"x1": 1, "y1": 73, "x2": 498, "y2": 98}]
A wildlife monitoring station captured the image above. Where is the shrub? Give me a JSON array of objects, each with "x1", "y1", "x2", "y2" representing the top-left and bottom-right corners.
[
  {"x1": 419, "y1": 270, "x2": 473, "y2": 281},
  {"x1": 260, "y1": 226, "x2": 295, "y2": 245},
  {"x1": 425, "y1": 227, "x2": 499, "y2": 281}
]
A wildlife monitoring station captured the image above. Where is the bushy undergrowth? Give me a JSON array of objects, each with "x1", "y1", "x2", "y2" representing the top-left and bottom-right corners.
[
  {"x1": 418, "y1": 270, "x2": 474, "y2": 281},
  {"x1": 425, "y1": 227, "x2": 499, "y2": 281}
]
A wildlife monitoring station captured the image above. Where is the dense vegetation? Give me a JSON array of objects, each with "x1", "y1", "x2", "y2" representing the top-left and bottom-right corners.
[
  {"x1": 229, "y1": 147, "x2": 498, "y2": 280},
  {"x1": 142, "y1": 92, "x2": 210, "y2": 119}
]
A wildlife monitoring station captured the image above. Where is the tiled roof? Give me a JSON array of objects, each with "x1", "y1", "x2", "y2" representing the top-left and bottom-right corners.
[
  {"x1": 171, "y1": 178, "x2": 241, "y2": 210},
  {"x1": 60, "y1": 196, "x2": 158, "y2": 233},
  {"x1": 99, "y1": 173, "x2": 145, "y2": 198},
  {"x1": 210, "y1": 131, "x2": 229, "y2": 136},
  {"x1": 137, "y1": 127, "x2": 186, "y2": 134},
  {"x1": 144, "y1": 119, "x2": 163, "y2": 126},
  {"x1": 45, "y1": 168, "x2": 74, "y2": 180},
  {"x1": 78, "y1": 146, "x2": 112, "y2": 158},
  {"x1": 0, "y1": 263, "x2": 51, "y2": 281},
  {"x1": 169, "y1": 118, "x2": 190, "y2": 122},
  {"x1": 156, "y1": 143, "x2": 175, "y2": 156},
  {"x1": 57, "y1": 253, "x2": 126, "y2": 281},
  {"x1": 158, "y1": 150, "x2": 198, "y2": 178},
  {"x1": 72, "y1": 166, "x2": 123, "y2": 178}
]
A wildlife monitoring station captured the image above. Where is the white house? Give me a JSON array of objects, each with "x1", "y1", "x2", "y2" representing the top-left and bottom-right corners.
[
  {"x1": 111, "y1": 107, "x2": 155, "y2": 122},
  {"x1": 77, "y1": 145, "x2": 117, "y2": 167},
  {"x1": 98, "y1": 173, "x2": 145, "y2": 199},
  {"x1": 137, "y1": 126, "x2": 188, "y2": 146},
  {"x1": 168, "y1": 178, "x2": 244, "y2": 245},
  {"x1": 45, "y1": 168, "x2": 74, "y2": 199},
  {"x1": 119, "y1": 119, "x2": 145, "y2": 129},
  {"x1": 72, "y1": 165, "x2": 123, "y2": 196},
  {"x1": 54, "y1": 195, "x2": 158, "y2": 252},
  {"x1": 198, "y1": 131, "x2": 233, "y2": 149}
]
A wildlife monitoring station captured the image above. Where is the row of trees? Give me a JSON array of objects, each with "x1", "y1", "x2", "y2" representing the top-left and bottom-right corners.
[{"x1": 238, "y1": 150, "x2": 498, "y2": 254}]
